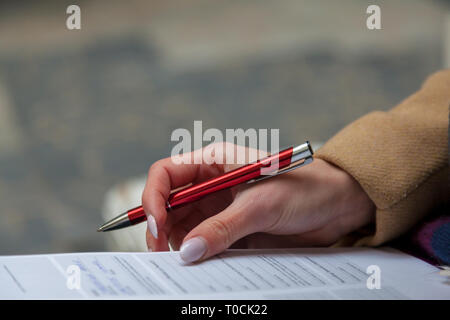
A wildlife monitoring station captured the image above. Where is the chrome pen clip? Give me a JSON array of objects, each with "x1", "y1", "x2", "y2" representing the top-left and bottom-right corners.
[{"x1": 247, "y1": 142, "x2": 314, "y2": 184}]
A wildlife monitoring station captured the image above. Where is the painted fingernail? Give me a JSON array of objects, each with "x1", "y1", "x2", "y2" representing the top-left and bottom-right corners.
[
  {"x1": 180, "y1": 237, "x2": 207, "y2": 263},
  {"x1": 147, "y1": 214, "x2": 158, "y2": 239}
]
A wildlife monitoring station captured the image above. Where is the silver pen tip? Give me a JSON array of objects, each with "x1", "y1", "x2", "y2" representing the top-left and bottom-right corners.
[{"x1": 96, "y1": 212, "x2": 131, "y2": 232}]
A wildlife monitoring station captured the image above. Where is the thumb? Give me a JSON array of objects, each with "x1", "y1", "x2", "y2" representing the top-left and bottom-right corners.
[{"x1": 179, "y1": 203, "x2": 261, "y2": 263}]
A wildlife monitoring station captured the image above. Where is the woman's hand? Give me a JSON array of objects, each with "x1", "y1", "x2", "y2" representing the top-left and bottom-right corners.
[{"x1": 142, "y1": 143, "x2": 375, "y2": 263}]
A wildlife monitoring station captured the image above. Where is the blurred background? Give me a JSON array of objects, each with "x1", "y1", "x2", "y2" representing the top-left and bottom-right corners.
[{"x1": 0, "y1": 0, "x2": 449, "y2": 254}]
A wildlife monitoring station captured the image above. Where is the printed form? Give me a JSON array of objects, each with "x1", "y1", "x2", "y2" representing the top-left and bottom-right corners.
[{"x1": 0, "y1": 248, "x2": 448, "y2": 299}]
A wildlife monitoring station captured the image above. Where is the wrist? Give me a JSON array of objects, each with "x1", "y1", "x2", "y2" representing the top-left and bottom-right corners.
[{"x1": 332, "y1": 162, "x2": 376, "y2": 237}]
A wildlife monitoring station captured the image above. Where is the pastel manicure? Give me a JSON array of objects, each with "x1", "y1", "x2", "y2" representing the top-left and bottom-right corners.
[
  {"x1": 147, "y1": 214, "x2": 158, "y2": 239},
  {"x1": 180, "y1": 237, "x2": 207, "y2": 263}
]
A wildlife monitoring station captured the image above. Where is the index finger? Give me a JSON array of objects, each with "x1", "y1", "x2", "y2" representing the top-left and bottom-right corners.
[
  {"x1": 141, "y1": 153, "x2": 200, "y2": 233},
  {"x1": 141, "y1": 142, "x2": 259, "y2": 239}
]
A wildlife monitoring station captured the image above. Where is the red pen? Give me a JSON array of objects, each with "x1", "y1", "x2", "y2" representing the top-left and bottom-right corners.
[{"x1": 97, "y1": 142, "x2": 313, "y2": 232}]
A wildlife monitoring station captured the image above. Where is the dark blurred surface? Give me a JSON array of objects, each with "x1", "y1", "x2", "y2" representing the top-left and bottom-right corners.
[{"x1": 0, "y1": 0, "x2": 448, "y2": 254}]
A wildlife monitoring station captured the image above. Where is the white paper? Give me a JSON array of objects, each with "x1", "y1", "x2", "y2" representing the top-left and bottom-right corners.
[{"x1": 1, "y1": 247, "x2": 448, "y2": 299}]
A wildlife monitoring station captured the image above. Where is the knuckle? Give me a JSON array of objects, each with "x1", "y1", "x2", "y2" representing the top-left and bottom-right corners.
[
  {"x1": 211, "y1": 141, "x2": 225, "y2": 149},
  {"x1": 148, "y1": 159, "x2": 164, "y2": 175},
  {"x1": 222, "y1": 141, "x2": 236, "y2": 153},
  {"x1": 141, "y1": 192, "x2": 151, "y2": 212},
  {"x1": 143, "y1": 160, "x2": 166, "y2": 210},
  {"x1": 221, "y1": 141, "x2": 233, "y2": 148},
  {"x1": 141, "y1": 192, "x2": 147, "y2": 206},
  {"x1": 141, "y1": 187, "x2": 150, "y2": 209},
  {"x1": 207, "y1": 218, "x2": 234, "y2": 246}
]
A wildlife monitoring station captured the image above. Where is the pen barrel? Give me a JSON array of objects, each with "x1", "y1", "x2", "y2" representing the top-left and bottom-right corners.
[
  {"x1": 109, "y1": 142, "x2": 313, "y2": 229},
  {"x1": 167, "y1": 149, "x2": 294, "y2": 210},
  {"x1": 127, "y1": 206, "x2": 147, "y2": 224}
]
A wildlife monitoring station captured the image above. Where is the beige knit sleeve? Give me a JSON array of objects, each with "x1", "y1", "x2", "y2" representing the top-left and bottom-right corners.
[{"x1": 315, "y1": 69, "x2": 449, "y2": 246}]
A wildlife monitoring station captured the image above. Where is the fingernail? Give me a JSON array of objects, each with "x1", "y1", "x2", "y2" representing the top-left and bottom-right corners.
[
  {"x1": 180, "y1": 237, "x2": 207, "y2": 263},
  {"x1": 147, "y1": 214, "x2": 158, "y2": 239}
]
